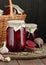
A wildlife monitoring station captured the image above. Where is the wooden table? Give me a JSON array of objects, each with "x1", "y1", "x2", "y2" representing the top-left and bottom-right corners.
[
  {"x1": 0, "y1": 58, "x2": 46, "y2": 65},
  {"x1": 0, "y1": 45, "x2": 46, "y2": 65}
]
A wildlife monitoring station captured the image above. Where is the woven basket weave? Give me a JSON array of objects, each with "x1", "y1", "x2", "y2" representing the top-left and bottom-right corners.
[{"x1": 0, "y1": 0, "x2": 26, "y2": 46}]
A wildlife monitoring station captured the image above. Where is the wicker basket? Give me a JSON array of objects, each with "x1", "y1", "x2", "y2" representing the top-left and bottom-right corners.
[{"x1": 0, "y1": 0, "x2": 26, "y2": 46}]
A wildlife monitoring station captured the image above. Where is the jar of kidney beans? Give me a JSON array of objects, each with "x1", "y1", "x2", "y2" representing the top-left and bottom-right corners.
[{"x1": 6, "y1": 20, "x2": 26, "y2": 52}]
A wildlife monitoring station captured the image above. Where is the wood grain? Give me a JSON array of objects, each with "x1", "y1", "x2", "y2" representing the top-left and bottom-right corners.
[
  {"x1": 0, "y1": 60, "x2": 18, "y2": 65},
  {"x1": 41, "y1": 58, "x2": 46, "y2": 65},
  {"x1": 32, "y1": 59, "x2": 44, "y2": 65},
  {"x1": 0, "y1": 61, "x2": 6, "y2": 65},
  {"x1": 18, "y1": 60, "x2": 36, "y2": 65},
  {"x1": 0, "y1": 59, "x2": 46, "y2": 65},
  {"x1": 18, "y1": 59, "x2": 45, "y2": 65},
  {"x1": 4, "y1": 60, "x2": 18, "y2": 65}
]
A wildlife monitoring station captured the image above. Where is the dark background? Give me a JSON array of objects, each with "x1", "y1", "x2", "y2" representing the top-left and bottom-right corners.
[{"x1": 0, "y1": 0, "x2": 46, "y2": 42}]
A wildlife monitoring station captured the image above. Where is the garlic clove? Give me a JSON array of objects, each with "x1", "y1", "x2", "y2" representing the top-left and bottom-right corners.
[
  {"x1": 0, "y1": 54, "x2": 11, "y2": 62},
  {"x1": 5, "y1": 57, "x2": 11, "y2": 62},
  {"x1": 0, "y1": 54, "x2": 4, "y2": 61},
  {"x1": 0, "y1": 41, "x2": 9, "y2": 54},
  {"x1": 34, "y1": 38, "x2": 44, "y2": 48},
  {"x1": 0, "y1": 46, "x2": 9, "y2": 54}
]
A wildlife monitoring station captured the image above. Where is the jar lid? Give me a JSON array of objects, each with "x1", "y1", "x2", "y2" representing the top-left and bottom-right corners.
[
  {"x1": 25, "y1": 23, "x2": 37, "y2": 28},
  {"x1": 25, "y1": 23, "x2": 37, "y2": 33},
  {"x1": 7, "y1": 20, "x2": 25, "y2": 31},
  {"x1": 7, "y1": 20, "x2": 25, "y2": 24}
]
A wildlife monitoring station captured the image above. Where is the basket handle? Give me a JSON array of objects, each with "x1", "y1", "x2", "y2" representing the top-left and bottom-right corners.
[{"x1": 8, "y1": 0, "x2": 13, "y2": 16}]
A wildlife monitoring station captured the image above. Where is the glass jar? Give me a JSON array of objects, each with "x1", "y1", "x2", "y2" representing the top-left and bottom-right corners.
[
  {"x1": 25, "y1": 24, "x2": 38, "y2": 41},
  {"x1": 6, "y1": 20, "x2": 26, "y2": 51}
]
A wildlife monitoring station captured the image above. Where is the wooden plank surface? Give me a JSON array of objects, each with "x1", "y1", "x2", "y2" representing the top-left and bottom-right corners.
[
  {"x1": 18, "y1": 59, "x2": 45, "y2": 65},
  {"x1": 0, "y1": 62, "x2": 6, "y2": 65},
  {"x1": 0, "y1": 60, "x2": 18, "y2": 65},
  {"x1": 0, "y1": 59, "x2": 46, "y2": 65},
  {"x1": 6, "y1": 60, "x2": 18, "y2": 65},
  {"x1": 32, "y1": 59, "x2": 44, "y2": 65},
  {"x1": 18, "y1": 60, "x2": 37, "y2": 65},
  {"x1": 0, "y1": 45, "x2": 46, "y2": 65},
  {"x1": 41, "y1": 58, "x2": 46, "y2": 65}
]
